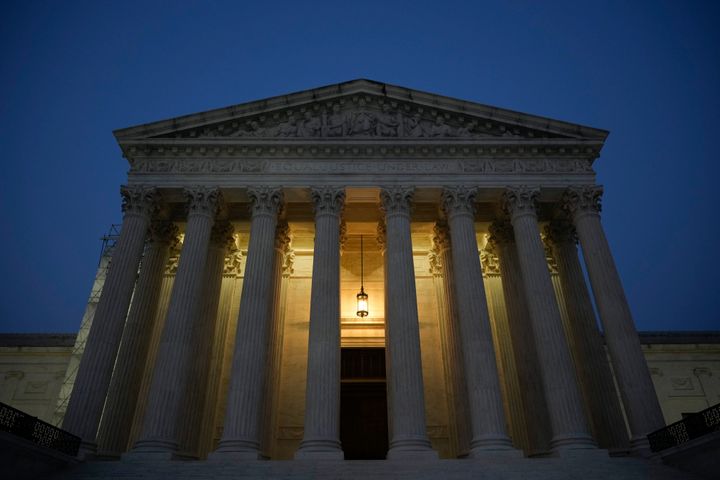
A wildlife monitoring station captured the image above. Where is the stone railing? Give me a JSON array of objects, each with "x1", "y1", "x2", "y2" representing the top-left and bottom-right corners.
[
  {"x1": 647, "y1": 402, "x2": 720, "y2": 452},
  {"x1": 0, "y1": 401, "x2": 80, "y2": 456}
]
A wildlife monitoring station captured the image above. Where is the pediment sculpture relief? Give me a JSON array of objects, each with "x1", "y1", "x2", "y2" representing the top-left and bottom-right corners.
[{"x1": 158, "y1": 96, "x2": 561, "y2": 140}]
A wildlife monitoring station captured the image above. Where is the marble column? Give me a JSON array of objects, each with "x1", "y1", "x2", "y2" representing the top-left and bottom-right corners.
[
  {"x1": 296, "y1": 187, "x2": 345, "y2": 460},
  {"x1": 488, "y1": 221, "x2": 552, "y2": 456},
  {"x1": 429, "y1": 222, "x2": 471, "y2": 457},
  {"x1": 63, "y1": 185, "x2": 158, "y2": 454},
  {"x1": 179, "y1": 219, "x2": 235, "y2": 458},
  {"x1": 213, "y1": 187, "x2": 284, "y2": 460},
  {"x1": 131, "y1": 187, "x2": 221, "y2": 456},
  {"x1": 262, "y1": 222, "x2": 293, "y2": 458},
  {"x1": 97, "y1": 219, "x2": 178, "y2": 456},
  {"x1": 380, "y1": 186, "x2": 438, "y2": 460},
  {"x1": 544, "y1": 220, "x2": 629, "y2": 452},
  {"x1": 442, "y1": 187, "x2": 517, "y2": 457},
  {"x1": 502, "y1": 187, "x2": 596, "y2": 453},
  {"x1": 561, "y1": 186, "x2": 664, "y2": 453}
]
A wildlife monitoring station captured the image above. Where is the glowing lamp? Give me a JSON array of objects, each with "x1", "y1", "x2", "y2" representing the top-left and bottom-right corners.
[{"x1": 356, "y1": 235, "x2": 369, "y2": 317}]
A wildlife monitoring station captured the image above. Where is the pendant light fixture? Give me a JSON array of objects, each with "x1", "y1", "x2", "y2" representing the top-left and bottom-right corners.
[{"x1": 356, "y1": 235, "x2": 369, "y2": 317}]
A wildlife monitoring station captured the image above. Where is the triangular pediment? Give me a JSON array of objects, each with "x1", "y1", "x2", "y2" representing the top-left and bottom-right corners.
[{"x1": 114, "y1": 79, "x2": 607, "y2": 143}]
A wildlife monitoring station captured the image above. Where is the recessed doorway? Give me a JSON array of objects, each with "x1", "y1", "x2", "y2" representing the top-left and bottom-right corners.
[{"x1": 340, "y1": 347, "x2": 388, "y2": 460}]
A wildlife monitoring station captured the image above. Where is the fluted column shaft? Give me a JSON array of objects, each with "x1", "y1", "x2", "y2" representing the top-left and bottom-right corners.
[
  {"x1": 562, "y1": 186, "x2": 664, "y2": 453},
  {"x1": 97, "y1": 219, "x2": 177, "y2": 456},
  {"x1": 63, "y1": 186, "x2": 157, "y2": 453},
  {"x1": 502, "y1": 187, "x2": 595, "y2": 453},
  {"x1": 545, "y1": 220, "x2": 629, "y2": 452},
  {"x1": 442, "y1": 188, "x2": 515, "y2": 456},
  {"x1": 430, "y1": 223, "x2": 471, "y2": 457},
  {"x1": 296, "y1": 187, "x2": 345, "y2": 459},
  {"x1": 380, "y1": 187, "x2": 437, "y2": 460},
  {"x1": 213, "y1": 187, "x2": 283, "y2": 459},
  {"x1": 179, "y1": 220, "x2": 234, "y2": 458},
  {"x1": 262, "y1": 223, "x2": 292, "y2": 458},
  {"x1": 488, "y1": 221, "x2": 551, "y2": 456},
  {"x1": 131, "y1": 187, "x2": 220, "y2": 455}
]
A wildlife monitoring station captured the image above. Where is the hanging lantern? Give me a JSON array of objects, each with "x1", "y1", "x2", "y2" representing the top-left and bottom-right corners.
[{"x1": 356, "y1": 235, "x2": 369, "y2": 317}]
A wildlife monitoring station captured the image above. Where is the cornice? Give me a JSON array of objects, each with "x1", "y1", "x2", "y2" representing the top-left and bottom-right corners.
[{"x1": 113, "y1": 79, "x2": 608, "y2": 143}]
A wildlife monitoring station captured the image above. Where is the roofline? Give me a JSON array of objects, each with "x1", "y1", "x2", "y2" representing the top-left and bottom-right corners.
[{"x1": 113, "y1": 78, "x2": 609, "y2": 142}]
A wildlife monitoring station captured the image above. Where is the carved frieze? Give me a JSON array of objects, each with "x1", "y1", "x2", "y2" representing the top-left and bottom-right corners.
[
  {"x1": 153, "y1": 95, "x2": 565, "y2": 141},
  {"x1": 480, "y1": 240, "x2": 501, "y2": 276}
]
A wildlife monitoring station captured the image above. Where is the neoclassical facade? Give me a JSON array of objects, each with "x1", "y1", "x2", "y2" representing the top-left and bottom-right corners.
[{"x1": 60, "y1": 80, "x2": 666, "y2": 462}]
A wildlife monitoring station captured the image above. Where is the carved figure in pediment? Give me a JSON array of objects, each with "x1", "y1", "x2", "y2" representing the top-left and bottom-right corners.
[
  {"x1": 298, "y1": 111, "x2": 322, "y2": 137},
  {"x1": 322, "y1": 104, "x2": 349, "y2": 137},
  {"x1": 430, "y1": 116, "x2": 453, "y2": 137},
  {"x1": 350, "y1": 110, "x2": 375, "y2": 136},
  {"x1": 375, "y1": 104, "x2": 401, "y2": 137},
  {"x1": 404, "y1": 113, "x2": 426, "y2": 137},
  {"x1": 455, "y1": 120, "x2": 478, "y2": 137},
  {"x1": 276, "y1": 115, "x2": 298, "y2": 137}
]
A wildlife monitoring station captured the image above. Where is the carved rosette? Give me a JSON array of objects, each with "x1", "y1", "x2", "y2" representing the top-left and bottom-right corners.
[
  {"x1": 120, "y1": 185, "x2": 159, "y2": 218},
  {"x1": 148, "y1": 220, "x2": 179, "y2": 246},
  {"x1": 184, "y1": 187, "x2": 222, "y2": 218},
  {"x1": 441, "y1": 186, "x2": 477, "y2": 219},
  {"x1": 310, "y1": 186, "x2": 345, "y2": 217},
  {"x1": 376, "y1": 221, "x2": 387, "y2": 254},
  {"x1": 211, "y1": 219, "x2": 236, "y2": 250},
  {"x1": 487, "y1": 220, "x2": 515, "y2": 248},
  {"x1": 248, "y1": 186, "x2": 284, "y2": 218},
  {"x1": 544, "y1": 220, "x2": 577, "y2": 246},
  {"x1": 379, "y1": 186, "x2": 414, "y2": 217},
  {"x1": 501, "y1": 186, "x2": 540, "y2": 220},
  {"x1": 561, "y1": 185, "x2": 603, "y2": 220}
]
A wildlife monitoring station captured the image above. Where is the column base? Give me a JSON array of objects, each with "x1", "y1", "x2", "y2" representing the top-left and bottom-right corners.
[
  {"x1": 387, "y1": 435, "x2": 438, "y2": 460},
  {"x1": 124, "y1": 439, "x2": 179, "y2": 461},
  {"x1": 295, "y1": 438, "x2": 344, "y2": 460},
  {"x1": 209, "y1": 439, "x2": 264, "y2": 461},
  {"x1": 629, "y1": 434, "x2": 654, "y2": 457},
  {"x1": 468, "y1": 447, "x2": 524, "y2": 459},
  {"x1": 550, "y1": 433, "x2": 597, "y2": 454},
  {"x1": 76, "y1": 440, "x2": 98, "y2": 461}
]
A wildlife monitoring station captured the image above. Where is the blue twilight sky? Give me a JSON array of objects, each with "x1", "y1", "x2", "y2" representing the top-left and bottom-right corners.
[{"x1": 0, "y1": 1, "x2": 718, "y2": 333}]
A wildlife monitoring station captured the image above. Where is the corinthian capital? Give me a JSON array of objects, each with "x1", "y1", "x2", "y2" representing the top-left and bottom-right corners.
[
  {"x1": 310, "y1": 186, "x2": 345, "y2": 217},
  {"x1": 561, "y1": 185, "x2": 603, "y2": 220},
  {"x1": 248, "y1": 186, "x2": 284, "y2": 217},
  {"x1": 487, "y1": 220, "x2": 515, "y2": 247},
  {"x1": 441, "y1": 186, "x2": 477, "y2": 218},
  {"x1": 149, "y1": 220, "x2": 179, "y2": 246},
  {"x1": 120, "y1": 185, "x2": 159, "y2": 218},
  {"x1": 544, "y1": 220, "x2": 577, "y2": 246},
  {"x1": 501, "y1": 186, "x2": 539, "y2": 220},
  {"x1": 380, "y1": 186, "x2": 414, "y2": 217},
  {"x1": 185, "y1": 187, "x2": 222, "y2": 217}
]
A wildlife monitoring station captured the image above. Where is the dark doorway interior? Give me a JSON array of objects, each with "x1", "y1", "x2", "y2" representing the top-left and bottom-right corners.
[{"x1": 340, "y1": 347, "x2": 388, "y2": 460}]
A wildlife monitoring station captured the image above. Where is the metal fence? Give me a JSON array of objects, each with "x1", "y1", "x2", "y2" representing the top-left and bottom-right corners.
[
  {"x1": 647, "y1": 402, "x2": 720, "y2": 452},
  {"x1": 0, "y1": 402, "x2": 81, "y2": 456}
]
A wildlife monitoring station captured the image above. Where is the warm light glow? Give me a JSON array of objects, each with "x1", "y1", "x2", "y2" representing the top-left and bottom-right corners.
[{"x1": 356, "y1": 287, "x2": 369, "y2": 317}]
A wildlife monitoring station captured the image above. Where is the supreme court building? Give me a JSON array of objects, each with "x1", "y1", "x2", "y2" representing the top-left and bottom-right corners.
[{"x1": 59, "y1": 79, "x2": 668, "y2": 464}]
